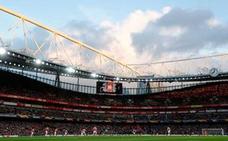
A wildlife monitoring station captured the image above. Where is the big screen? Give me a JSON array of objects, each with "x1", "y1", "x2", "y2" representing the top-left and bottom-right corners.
[{"x1": 96, "y1": 81, "x2": 122, "y2": 94}]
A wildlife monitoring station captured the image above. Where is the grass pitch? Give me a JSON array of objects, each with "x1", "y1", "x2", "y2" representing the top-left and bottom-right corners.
[{"x1": 0, "y1": 136, "x2": 228, "y2": 141}]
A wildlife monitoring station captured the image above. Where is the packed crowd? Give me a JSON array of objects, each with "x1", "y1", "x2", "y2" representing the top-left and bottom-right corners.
[
  {"x1": 0, "y1": 105, "x2": 228, "y2": 123},
  {"x1": 0, "y1": 70, "x2": 228, "y2": 136}
]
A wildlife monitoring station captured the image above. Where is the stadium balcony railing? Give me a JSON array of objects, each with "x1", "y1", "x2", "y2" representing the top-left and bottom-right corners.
[{"x1": 0, "y1": 66, "x2": 207, "y2": 95}]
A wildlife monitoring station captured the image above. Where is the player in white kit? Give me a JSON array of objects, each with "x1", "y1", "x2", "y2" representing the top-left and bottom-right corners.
[
  {"x1": 64, "y1": 129, "x2": 68, "y2": 136},
  {"x1": 30, "y1": 128, "x2": 34, "y2": 137},
  {"x1": 167, "y1": 127, "x2": 171, "y2": 136},
  {"x1": 54, "y1": 128, "x2": 58, "y2": 136}
]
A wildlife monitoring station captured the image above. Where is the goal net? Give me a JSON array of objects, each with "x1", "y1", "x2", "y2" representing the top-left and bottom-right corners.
[{"x1": 202, "y1": 128, "x2": 224, "y2": 135}]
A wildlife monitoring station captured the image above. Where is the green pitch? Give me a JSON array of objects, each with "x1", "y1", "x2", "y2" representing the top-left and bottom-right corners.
[{"x1": 0, "y1": 136, "x2": 228, "y2": 141}]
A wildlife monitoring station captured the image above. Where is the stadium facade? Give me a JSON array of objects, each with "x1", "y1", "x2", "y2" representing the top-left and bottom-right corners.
[
  {"x1": 0, "y1": 5, "x2": 228, "y2": 137},
  {"x1": 0, "y1": 48, "x2": 227, "y2": 136}
]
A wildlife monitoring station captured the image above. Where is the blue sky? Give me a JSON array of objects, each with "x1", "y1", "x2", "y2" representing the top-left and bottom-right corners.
[{"x1": 0, "y1": 0, "x2": 228, "y2": 28}]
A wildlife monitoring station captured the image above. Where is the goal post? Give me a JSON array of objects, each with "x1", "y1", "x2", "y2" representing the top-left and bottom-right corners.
[{"x1": 202, "y1": 128, "x2": 224, "y2": 136}]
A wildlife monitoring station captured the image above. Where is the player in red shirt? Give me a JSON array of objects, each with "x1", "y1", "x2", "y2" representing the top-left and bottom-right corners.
[
  {"x1": 92, "y1": 126, "x2": 97, "y2": 135},
  {"x1": 81, "y1": 128, "x2": 86, "y2": 136},
  {"x1": 44, "y1": 127, "x2": 49, "y2": 136}
]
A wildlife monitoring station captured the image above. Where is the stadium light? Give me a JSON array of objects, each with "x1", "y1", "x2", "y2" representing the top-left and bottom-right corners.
[
  {"x1": 116, "y1": 77, "x2": 120, "y2": 81},
  {"x1": 0, "y1": 47, "x2": 6, "y2": 55},
  {"x1": 66, "y1": 67, "x2": 75, "y2": 73},
  {"x1": 91, "y1": 73, "x2": 98, "y2": 78},
  {"x1": 35, "y1": 59, "x2": 42, "y2": 65}
]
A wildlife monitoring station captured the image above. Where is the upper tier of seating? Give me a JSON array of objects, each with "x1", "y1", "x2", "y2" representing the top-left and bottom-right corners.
[{"x1": 0, "y1": 70, "x2": 228, "y2": 108}]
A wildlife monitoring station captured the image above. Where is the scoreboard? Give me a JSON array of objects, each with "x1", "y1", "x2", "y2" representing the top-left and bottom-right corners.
[{"x1": 96, "y1": 81, "x2": 122, "y2": 94}]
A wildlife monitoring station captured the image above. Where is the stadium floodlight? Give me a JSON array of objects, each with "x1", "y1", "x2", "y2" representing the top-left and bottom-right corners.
[
  {"x1": 91, "y1": 73, "x2": 98, "y2": 78},
  {"x1": 66, "y1": 67, "x2": 75, "y2": 73},
  {"x1": 116, "y1": 77, "x2": 120, "y2": 81},
  {"x1": 0, "y1": 47, "x2": 6, "y2": 55},
  {"x1": 35, "y1": 59, "x2": 42, "y2": 65}
]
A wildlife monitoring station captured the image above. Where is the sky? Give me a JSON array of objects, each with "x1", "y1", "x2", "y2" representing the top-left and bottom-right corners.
[
  {"x1": 0, "y1": 0, "x2": 228, "y2": 27},
  {"x1": 0, "y1": 0, "x2": 228, "y2": 76},
  {"x1": 0, "y1": 0, "x2": 228, "y2": 26}
]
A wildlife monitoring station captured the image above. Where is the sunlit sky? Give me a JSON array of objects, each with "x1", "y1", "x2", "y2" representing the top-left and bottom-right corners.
[
  {"x1": 0, "y1": 0, "x2": 228, "y2": 76},
  {"x1": 1, "y1": 0, "x2": 228, "y2": 27}
]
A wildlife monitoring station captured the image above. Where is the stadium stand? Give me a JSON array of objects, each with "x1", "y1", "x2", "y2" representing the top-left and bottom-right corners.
[{"x1": 0, "y1": 70, "x2": 228, "y2": 136}]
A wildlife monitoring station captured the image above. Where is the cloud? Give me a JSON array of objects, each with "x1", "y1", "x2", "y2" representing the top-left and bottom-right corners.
[
  {"x1": 207, "y1": 18, "x2": 220, "y2": 27},
  {"x1": 133, "y1": 8, "x2": 228, "y2": 59},
  {"x1": 58, "y1": 9, "x2": 162, "y2": 66},
  {"x1": 7, "y1": 7, "x2": 228, "y2": 76},
  {"x1": 45, "y1": 7, "x2": 228, "y2": 76},
  {"x1": 42, "y1": 9, "x2": 164, "y2": 76}
]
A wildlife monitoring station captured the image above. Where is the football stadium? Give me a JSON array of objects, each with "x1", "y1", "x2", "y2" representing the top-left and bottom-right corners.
[{"x1": 0, "y1": 1, "x2": 228, "y2": 141}]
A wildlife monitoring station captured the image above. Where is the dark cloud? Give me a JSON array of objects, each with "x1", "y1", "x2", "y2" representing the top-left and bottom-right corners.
[
  {"x1": 157, "y1": 8, "x2": 213, "y2": 27},
  {"x1": 132, "y1": 8, "x2": 228, "y2": 59}
]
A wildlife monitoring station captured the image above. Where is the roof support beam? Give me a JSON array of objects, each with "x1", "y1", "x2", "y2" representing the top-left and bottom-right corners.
[{"x1": 0, "y1": 5, "x2": 140, "y2": 76}]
